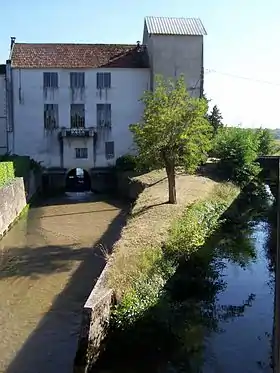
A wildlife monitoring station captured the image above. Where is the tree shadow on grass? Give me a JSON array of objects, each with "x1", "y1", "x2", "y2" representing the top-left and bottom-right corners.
[
  {"x1": 94, "y1": 184, "x2": 275, "y2": 373},
  {"x1": 2, "y1": 202, "x2": 129, "y2": 373},
  {"x1": 131, "y1": 201, "x2": 169, "y2": 219}
]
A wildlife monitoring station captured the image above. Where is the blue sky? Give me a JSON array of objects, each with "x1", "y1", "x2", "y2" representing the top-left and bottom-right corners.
[{"x1": 1, "y1": 0, "x2": 280, "y2": 128}]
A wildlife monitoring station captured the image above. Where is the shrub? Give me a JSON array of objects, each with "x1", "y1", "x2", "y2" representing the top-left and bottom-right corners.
[
  {"x1": 116, "y1": 154, "x2": 152, "y2": 173},
  {"x1": 213, "y1": 127, "x2": 261, "y2": 186},
  {"x1": 0, "y1": 162, "x2": 15, "y2": 187},
  {"x1": 116, "y1": 154, "x2": 138, "y2": 171},
  {"x1": 0, "y1": 154, "x2": 42, "y2": 177},
  {"x1": 255, "y1": 128, "x2": 277, "y2": 156}
]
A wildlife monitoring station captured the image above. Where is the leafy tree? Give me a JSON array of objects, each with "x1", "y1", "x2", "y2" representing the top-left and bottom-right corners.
[
  {"x1": 130, "y1": 75, "x2": 213, "y2": 204},
  {"x1": 213, "y1": 127, "x2": 261, "y2": 186},
  {"x1": 208, "y1": 105, "x2": 223, "y2": 134},
  {"x1": 254, "y1": 128, "x2": 277, "y2": 156}
]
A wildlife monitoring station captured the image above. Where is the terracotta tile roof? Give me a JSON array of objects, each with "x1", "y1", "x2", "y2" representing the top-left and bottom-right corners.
[{"x1": 11, "y1": 43, "x2": 149, "y2": 69}]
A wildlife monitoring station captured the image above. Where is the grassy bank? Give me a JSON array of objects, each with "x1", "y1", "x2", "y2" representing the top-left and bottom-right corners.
[{"x1": 106, "y1": 169, "x2": 239, "y2": 328}]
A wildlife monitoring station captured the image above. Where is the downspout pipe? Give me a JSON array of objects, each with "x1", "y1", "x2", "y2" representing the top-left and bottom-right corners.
[{"x1": 6, "y1": 37, "x2": 16, "y2": 154}]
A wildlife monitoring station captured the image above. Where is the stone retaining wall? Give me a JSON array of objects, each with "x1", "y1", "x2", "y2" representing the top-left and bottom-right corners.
[{"x1": 0, "y1": 177, "x2": 27, "y2": 238}]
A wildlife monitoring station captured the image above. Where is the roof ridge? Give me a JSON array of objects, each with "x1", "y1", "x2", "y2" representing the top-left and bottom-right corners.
[
  {"x1": 14, "y1": 42, "x2": 136, "y2": 46},
  {"x1": 145, "y1": 16, "x2": 202, "y2": 19}
]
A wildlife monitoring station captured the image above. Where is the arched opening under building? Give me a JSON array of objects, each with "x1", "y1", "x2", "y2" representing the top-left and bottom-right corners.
[{"x1": 65, "y1": 168, "x2": 91, "y2": 192}]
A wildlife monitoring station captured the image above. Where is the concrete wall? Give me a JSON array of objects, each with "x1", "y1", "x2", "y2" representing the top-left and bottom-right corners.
[
  {"x1": 0, "y1": 72, "x2": 7, "y2": 154},
  {"x1": 10, "y1": 67, "x2": 150, "y2": 169},
  {"x1": 146, "y1": 34, "x2": 203, "y2": 96},
  {"x1": 24, "y1": 170, "x2": 42, "y2": 201},
  {"x1": 73, "y1": 173, "x2": 144, "y2": 372},
  {"x1": 74, "y1": 264, "x2": 114, "y2": 373},
  {"x1": 0, "y1": 177, "x2": 26, "y2": 238}
]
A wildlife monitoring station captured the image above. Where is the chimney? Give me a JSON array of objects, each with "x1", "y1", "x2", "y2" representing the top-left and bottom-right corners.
[
  {"x1": 136, "y1": 41, "x2": 141, "y2": 52},
  {"x1": 10, "y1": 37, "x2": 16, "y2": 50}
]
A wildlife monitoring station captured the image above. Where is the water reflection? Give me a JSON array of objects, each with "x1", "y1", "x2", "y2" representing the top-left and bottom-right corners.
[
  {"x1": 95, "y1": 184, "x2": 275, "y2": 373},
  {"x1": 0, "y1": 193, "x2": 127, "y2": 373}
]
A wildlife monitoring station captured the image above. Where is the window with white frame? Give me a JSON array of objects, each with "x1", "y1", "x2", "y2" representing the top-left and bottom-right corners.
[
  {"x1": 71, "y1": 104, "x2": 85, "y2": 128},
  {"x1": 70, "y1": 72, "x2": 85, "y2": 88},
  {"x1": 44, "y1": 104, "x2": 59, "y2": 130},
  {"x1": 97, "y1": 104, "x2": 111, "y2": 127},
  {"x1": 105, "y1": 141, "x2": 114, "y2": 159},
  {"x1": 75, "y1": 148, "x2": 88, "y2": 159},
  {"x1": 96, "y1": 72, "x2": 111, "y2": 89},
  {"x1": 43, "y1": 72, "x2": 58, "y2": 88}
]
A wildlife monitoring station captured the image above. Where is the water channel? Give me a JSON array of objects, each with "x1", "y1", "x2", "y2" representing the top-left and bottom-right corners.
[
  {"x1": 0, "y1": 192, "x2": 128, "y2": 373},
  {"x1": 95, "y1": 184, "x2": 276, "y2": 373},
  {"x1": 0, "y1": 184, "x2": 277, "y2": 373}
]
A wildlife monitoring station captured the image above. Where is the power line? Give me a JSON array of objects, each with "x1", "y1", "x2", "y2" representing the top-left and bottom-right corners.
[{"x1": 205, "y1": 69, "x2": 280, "y2": 87}]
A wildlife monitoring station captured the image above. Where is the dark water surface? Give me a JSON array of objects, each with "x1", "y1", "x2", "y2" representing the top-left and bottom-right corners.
[
  {"x1": 0, "y1": 192, "x2": 127, "y2": 373},
  {"x1": 202, "y1": 220, "x2": 274, "y2": 373},
  {"x1": 96, "y1": 185, "x2": 276, "y2": 373}
]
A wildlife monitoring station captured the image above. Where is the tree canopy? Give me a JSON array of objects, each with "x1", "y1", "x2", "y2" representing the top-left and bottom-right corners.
[
  {"x1": 130, "y1": 75, "x2": 213, "y2": 203},
  {"x1": 208, "y1": 105, "x2": 223, "y2": 134}
]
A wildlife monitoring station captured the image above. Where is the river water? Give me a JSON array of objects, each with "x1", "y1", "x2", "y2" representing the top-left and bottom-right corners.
[
  {"x1": 0, "y1": 192, "x2": 127, "y2": 373},
  {"x1": 95, "y1": 185, "x2": 276, "y2": 373}
]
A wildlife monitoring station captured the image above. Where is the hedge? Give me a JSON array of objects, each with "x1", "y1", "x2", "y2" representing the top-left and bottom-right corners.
[
  {"x1": 0, "y1": 162, "x2": 15, "y2": 187},
  {"x1": 0, "y1": 154, "x2": 30, "y2": 179}
]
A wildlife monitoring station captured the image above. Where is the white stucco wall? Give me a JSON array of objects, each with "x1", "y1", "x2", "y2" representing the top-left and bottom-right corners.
[
  {"x1": 0, "y1": 74, "x2": 7, "y2": 154},
  {"x1": 147, "y1": 34, "x2": 203, "y2": 97},
  {"x1": 11, "y1": 67, "x2": 150, "y2": 169}
]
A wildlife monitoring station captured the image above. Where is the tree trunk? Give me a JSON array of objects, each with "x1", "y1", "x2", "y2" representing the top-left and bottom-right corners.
[{"x1": 165, "y1": 160, "x2": 177, "y2": 204}]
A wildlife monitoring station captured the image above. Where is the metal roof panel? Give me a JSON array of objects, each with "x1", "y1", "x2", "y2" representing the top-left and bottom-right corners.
[{"x1": 145, "y1": 16, "x2": 207, "y2": 36}]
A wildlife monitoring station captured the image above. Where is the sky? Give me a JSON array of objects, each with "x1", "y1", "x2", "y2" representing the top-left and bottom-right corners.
[{"x1": 1, "y1": 0, "x2": 280, "y2": 128}]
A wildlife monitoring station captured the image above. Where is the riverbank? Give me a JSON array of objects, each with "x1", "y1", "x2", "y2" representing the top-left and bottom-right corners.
[
  {"x1": 73, "y1": 169, "x2": 240, "y2": 372},
  {"x1": 95, "y1": 182, "x2": 275, "y2": 373},
  {"x1": 108, "y1": 170, "x2": 238, "y2": 300},
  {"x1": 107, "y1": 170, "x2": 239, "y2": 326}
]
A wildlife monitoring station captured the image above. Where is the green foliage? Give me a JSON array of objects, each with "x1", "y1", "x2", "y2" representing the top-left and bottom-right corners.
[
  {"x1": 116, "y1": 154, "x2": 138, "y2": 171},
  {"x1": 0, "y1": 162, "x2": 15, "y2": 187},
  {"x1": 115, "y1": 154, "x2": 151, "y2": 172},
  {"x1": 112, "y1": 247, "x2": 176, "y2": 329},
  {"x1": 165, "y1": 186, "x2": 238, "y2": 259},
  {"x1": 208, "y1": 104, "x2": 223, "y2": 134},
  {"x1": 254, "y1": 128, "x2": 277, "y2": 156},
  {"x1": 112, "y1": 184, "x2": 238, "y2": 329},
  {"x1": 213, "y1": 127, "x2": 261, "y2": 186},
  {"x1": 0, "y1": 153, "x2": 43, "y2": 178},
  {"x1": 130, "y1": 75, "x2": 213, "y2": 201}
]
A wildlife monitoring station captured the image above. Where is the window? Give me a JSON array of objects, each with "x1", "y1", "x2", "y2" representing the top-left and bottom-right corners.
[
  {"x1": 71, "y1": 104, "x2": 85, "y2": 128},
  {"x1": 43, "y1": 72, "x2": 58, "y2": 88},
  {"x1": 75, "y1": 148, "x2": 88, "y2": 159},
  {"x1": 70, "y1": 72, "x2": 85, "y2": 88},
  {"x1": 105, "y1": 141, "x2": 114, "y2": 159},
  {"x1": 96, "y1": 72, "x2": 111, "y2": 89},
  {"x1": 97, "y1": 104, "x2": 111, "y2": 127},
  {"x1": 44, "y1": 104, "x2": 59, "y2": 130}
]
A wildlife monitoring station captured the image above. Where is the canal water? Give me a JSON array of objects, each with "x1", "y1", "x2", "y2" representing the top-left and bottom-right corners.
[
  {"x1": 0, "y1": 192, "x2": 127, "y2": 373},
  {"x1": 95, "y1": 184, "x2": 276, "y2": 373}
]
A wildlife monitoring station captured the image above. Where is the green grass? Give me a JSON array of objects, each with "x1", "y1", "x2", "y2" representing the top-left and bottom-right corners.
[{"x1": 109, "y1": 180, "x2": 239, "y2": 329}]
